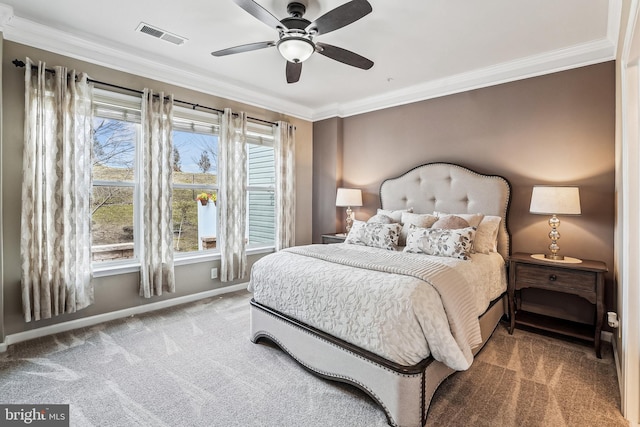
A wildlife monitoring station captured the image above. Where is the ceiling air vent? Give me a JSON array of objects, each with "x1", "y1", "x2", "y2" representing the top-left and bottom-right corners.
[{"x1": 136, "y1": 22, "x2": 187, "y2": 46}]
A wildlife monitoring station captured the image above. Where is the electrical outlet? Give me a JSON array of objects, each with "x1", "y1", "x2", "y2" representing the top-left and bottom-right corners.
[
  {"x1": 607, "y1": 311, "x2": 619, "y2": 328},
  {"x1": 211, "y1": 268, "x2": 218, "y2": 279}
]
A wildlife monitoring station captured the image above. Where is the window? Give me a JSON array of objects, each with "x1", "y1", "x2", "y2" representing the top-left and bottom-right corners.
[
  {"x1": 91, "y1": 91, "x2": 140, "y2": 262},
  {"x1": 247, "y1": 134, "x2": 276, "y2": 246},
  {"x1": 90, "y1": 89, "x2": 276, "y2": 264},
  {"x1": 171, "y1": 108, "x2": 219, "y2": 253}
]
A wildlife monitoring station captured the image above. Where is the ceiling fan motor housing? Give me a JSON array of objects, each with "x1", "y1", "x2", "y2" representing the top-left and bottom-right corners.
[
  {"x1": 286, "y1": 2, "x2": 306, "y2": 18},
  {"x1": 281, "y1": 2, "x2": 311, "y2": 31}
]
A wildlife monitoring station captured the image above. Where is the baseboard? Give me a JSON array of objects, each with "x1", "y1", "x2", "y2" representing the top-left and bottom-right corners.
[
  {"x1": 599, "y1": 331, "x2": 624, "y2": 403},
  {"x1": 609, "y1": 332, "x2": 625, "y2": 417},
  {"x1": 1, "y1": 283, "x2": 249, "y2": 352}
]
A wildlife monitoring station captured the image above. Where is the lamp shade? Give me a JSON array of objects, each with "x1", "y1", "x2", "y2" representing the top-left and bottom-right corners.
[
  {"x1": 336, "y1": 188, "x2": 362, "y2": 207},
  {"x1": 529, "y1": 186, "x2": 581, "y2": 215},
  {"x1": 277, "y1": 36, "x2": 315, "y2": 63}
]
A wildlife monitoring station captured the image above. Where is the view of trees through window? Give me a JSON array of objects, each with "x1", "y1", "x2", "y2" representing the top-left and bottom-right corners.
[
  {"x1": 172, "y1": 129, "x2": 219, "y2": 253},
  {"x1": 91, "y1": 117, "x2": 136, "y2": 261},
  {"x1": 90, "y1": 101, "x2": 276, "y2": 263}
]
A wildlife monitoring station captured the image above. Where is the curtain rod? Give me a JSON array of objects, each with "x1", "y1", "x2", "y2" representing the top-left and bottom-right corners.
[{"x1": 12, "y1": 59, "x2": 279, "y2": 127}]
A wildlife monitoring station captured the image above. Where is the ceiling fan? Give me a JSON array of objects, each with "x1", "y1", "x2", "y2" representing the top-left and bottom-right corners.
[{"x1": 211, "y1": 0, "x2": 374, "y2": 83}]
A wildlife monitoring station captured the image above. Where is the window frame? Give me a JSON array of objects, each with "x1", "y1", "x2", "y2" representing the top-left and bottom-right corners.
[
  {"x1": 91, "y1": 89, "x2": 278, "y2": 277},
  {"x1": 91, "y1": 89, "x2": 141, "y2": 267},
  {"x1": 171, "y1": 106, "x2": 220, "y2": 256}
]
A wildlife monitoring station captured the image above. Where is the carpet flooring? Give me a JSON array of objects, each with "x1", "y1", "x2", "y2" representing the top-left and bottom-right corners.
[{"x1": 0, "y1": 290, "x2": 627, "y2": 427}]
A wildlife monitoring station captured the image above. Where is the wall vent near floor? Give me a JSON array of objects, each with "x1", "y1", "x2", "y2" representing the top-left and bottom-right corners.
[{"x1": 136, "y1": 22, "x2": 187, "y2": 45}]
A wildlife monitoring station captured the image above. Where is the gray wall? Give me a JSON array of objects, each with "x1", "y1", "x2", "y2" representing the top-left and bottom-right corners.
[
  {"x1": 314, "y1": 62, "x2": 616, "y2": 322},
  {"x1": 1, "y1": 40, "x2": 313, "y2": 339}
]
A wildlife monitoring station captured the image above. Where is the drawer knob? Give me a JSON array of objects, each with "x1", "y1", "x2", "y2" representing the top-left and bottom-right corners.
[{"x1": 549, "y1": 274, "x2": 557, "y2": 281}]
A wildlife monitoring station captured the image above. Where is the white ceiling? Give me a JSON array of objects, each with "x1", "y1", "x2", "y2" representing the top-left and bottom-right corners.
[{"x1": 0, "y1": 0, "x2": 619, "y2": 121}]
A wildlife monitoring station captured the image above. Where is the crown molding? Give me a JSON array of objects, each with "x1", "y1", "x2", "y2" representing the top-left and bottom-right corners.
[
  {"x1": 1, "y1": 2, "x2": 619, "y2": 122},
  {"x1": 0, "y1": 3, "x2": 12, "y2": 31},
  {"x1": 2, "y1": 13, "x2": 314, "y2": 121},
  {"x1": 313, "y1": 0, "x2": 621, "y2": 120},
  {"x1": 311, "y1": 38, "x2": 616, "y2": 121}
]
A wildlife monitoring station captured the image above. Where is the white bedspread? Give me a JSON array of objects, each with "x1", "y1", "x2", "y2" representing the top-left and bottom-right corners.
[{"x1": 249, "y1": 244, "x2": 507, "y2": 370}]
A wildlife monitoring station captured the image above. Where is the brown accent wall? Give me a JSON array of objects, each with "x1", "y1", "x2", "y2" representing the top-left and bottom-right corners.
[
  {"x1": 312, "y1": 117, "x2": 343, "y2": 243},
  {"x1": 1, "y1": 41, "x2": 313, "y2": 338},
  {"x1": 314, "y1": 62, "x2": 616, "y2": 322}
]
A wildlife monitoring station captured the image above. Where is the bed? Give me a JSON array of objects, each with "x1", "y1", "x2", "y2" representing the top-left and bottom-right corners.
[{"x1": 248, "y1": 162, "x2": 511, "y2": 427}]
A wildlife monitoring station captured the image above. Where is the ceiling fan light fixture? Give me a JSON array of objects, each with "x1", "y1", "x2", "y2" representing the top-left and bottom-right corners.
[{"x1": 277, "y1": 36, "x2": 315, "y2": 63}]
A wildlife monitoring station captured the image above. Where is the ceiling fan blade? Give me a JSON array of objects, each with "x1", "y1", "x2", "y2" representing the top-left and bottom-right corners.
[
  {"x1": 211, "y1": 41, "x2": 275, "y2": 57},
  {"x1": 232, "y1": 0, "x2": 286, "y2": 30},
  {"x1": 306, "y1": 0, "x2": 372, "y2": 35},
  {"x1": 316, "y1": 43, "x2": 373, "y2": 70},
  {"x1": 286, "y1": 61, "x2": 302, "y2": 84}
]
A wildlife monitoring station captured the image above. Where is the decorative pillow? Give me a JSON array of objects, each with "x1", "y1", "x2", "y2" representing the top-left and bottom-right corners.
[
  {"x1": 433, "y1": 212, "x2": 484, "y2": 228},
  {"x1": 404, "y1": 225, "x2": 476, "y2": 260},
  {"x1": 432, "y1": 215, "x2": 469, "y2": 230},
  {"x1": 377, "y1": 208, "x2": 414, "y2": 223},
  {"x1": 346, "y1": 219, "x2": 366, "y2": 237},
  {"x1": 367, "y1": 214, "x2": 394, "y2": 224},
  {"x1": 474, "y1": 215, "x2": 502, "y2": 254},
  {"x1": 399, "y1": 212, "x2": 438, "y2": 246},
  {"x1": 345, "y1": 221, "x2": 402, "y2": 250}
]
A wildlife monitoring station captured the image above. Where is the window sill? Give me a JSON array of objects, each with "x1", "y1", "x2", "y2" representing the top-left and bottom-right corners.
[{"x1": 91, "y1": 245, "x2": 275, "y2": 278}]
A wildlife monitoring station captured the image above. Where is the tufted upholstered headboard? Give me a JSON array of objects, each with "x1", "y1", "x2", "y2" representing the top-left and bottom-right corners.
[{"x1": 380, "y1": 163, "x2": 511, "y2": 259}]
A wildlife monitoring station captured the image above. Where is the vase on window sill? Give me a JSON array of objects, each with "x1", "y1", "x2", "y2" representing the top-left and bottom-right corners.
[{"x1": 199, "y1": 200, "x2": 208, "y2": 206}]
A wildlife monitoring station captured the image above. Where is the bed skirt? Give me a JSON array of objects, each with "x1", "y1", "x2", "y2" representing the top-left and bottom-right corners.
[{"x1": 249, "y1": 294, "x2": 507, "y2": 427}]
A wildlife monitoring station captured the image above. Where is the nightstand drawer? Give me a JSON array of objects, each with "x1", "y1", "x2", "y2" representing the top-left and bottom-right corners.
[
  {"x1": 321, "y1": 233, "x2": 347, "y2": 244},
  {"x1": 515, "y1": 263, "x2": 596, "y2": 294}
]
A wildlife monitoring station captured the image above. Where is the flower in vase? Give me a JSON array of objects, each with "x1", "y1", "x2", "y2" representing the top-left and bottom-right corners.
[{"x1": 196, "y1": 192, "x2": 217, "y2": 206}]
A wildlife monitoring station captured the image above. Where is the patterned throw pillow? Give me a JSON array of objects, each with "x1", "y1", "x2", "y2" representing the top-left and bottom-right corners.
[
  {"x1": 345, "y1": 221, "x2": 402, "y2": 250},
  {"x1": 399, "y1": 212, "x2": 438, "y2": 246},
  {"x1": 404, "y1": 225, "x2": 476, "y2": 260}
]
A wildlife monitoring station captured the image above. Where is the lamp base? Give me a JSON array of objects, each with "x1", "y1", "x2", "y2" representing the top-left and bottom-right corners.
[
  {"x1": 531, "y1": 254, "x2": 582, "y2": 264},
  {"x1": 545, "y1": 254, "x2": 564, "y2": 260},
  {"x1": 345, "y1": 206, "x2": 354, "y2": 234}
]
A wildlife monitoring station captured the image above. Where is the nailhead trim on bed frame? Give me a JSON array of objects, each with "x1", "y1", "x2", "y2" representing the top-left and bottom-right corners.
[{"x1": 251, "y1": 302, "x2": 428, "y2": 427}]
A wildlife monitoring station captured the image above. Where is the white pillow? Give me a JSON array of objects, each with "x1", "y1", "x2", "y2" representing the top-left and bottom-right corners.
[
  {"x1": 404, "y1": 225, "x2": 476, "y2": 260},
  {"x1": 474, "y1": 215, "x2": 502, "y2": 254},
  {"x1": 399, "y1": 212, "x2": 438, "y2": 246},
  {"x1": 345, "y1": 220, "x2": 402, "y2": 250},
  {"x1": 377, "y1": 208, "x2": 414, "y2": 223}
]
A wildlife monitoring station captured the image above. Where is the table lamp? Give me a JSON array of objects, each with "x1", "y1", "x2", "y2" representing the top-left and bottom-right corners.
[
  {"x1": 336, "y1": 188, "x2": 362, "y2": 233},
  {"x1": 529, "y1": 185, "x2": 581, "y2": 261}
]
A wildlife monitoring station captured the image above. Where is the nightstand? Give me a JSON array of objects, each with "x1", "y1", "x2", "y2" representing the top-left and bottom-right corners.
[
  {"x1": 321, "y1": 233, "x2": 347, "y2": 244},
  {"x1": 508, "y1": 252, "x2": 607, "y2": 358}
]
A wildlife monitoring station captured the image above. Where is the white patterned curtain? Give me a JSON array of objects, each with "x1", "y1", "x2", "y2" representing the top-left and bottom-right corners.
[
  {"x1": 20, "y1": 58, "x2": 94, "y2": 322},
  {"x1": 139, "y1": 89, "x2": 175, "y2": 298},
  {"x1": 217, "y1": 108, "x2": 247, "y2": 282},
  {"x1": 275, "y1": 121, "x2": 296, "y2": 251}
]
